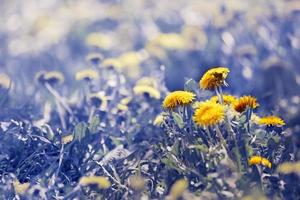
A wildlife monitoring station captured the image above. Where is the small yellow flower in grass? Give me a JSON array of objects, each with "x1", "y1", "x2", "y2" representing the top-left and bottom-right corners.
[
  {"x1": 163, "y1": 91, "x2": 195, "y2": 109},
  {"x1": 86, "y1": 53, "x2": 103, "y2": 64},
  {"x1": 248, "y1": 156, "x2": 272, "y2": 168},
  {"x1": 79, "y1": 176, "x2": 111, "y2": 189},
  {"x1": 13, "y1": 180, "x2": 30, "y2": 195},
  {"x1": 277, "y1": 161, "x2": 300, "y2": 174},
  {"x1": 168, "y1": 179, "x2": 188, "y2": 200},
  {"x1": 258, "y1": 115, "x2": 285, "y2": 127},
  {"x1": 133, "y1": 85, "x2": 161, "y2": 99},
  {"x1": 151, "y1": 33, "x2": 187, "y2": 50},
  {"x1": 85, "y1": 32, "x2": 113, "y2": 49},
  {"x1": 136, "y1": 76, "x2": 159, "y2": 88},
  {"x1": 234, "y1": 95, "x2": 259, "y2": 113},
  {"x1": 101, "y1": 58, "x2": 122, "y2": 69},
  {"x1": 193, "y1": 101, "x2": 225, "y2": 127},
  {"x1": 199, "y1": 67, "x2": 230, "y2": 90},
  {"x1": 62, "y1": 134, "x2": 73, "y2": 144},
  {"x1": 75, "y1": 69, "x2": 99, "y2": 81},
  {"x1": 0, "y1": 73, "x2": 12, "y2": 89},
  {"x1": 87, "y1": 92, "x2": 108, "y2": 110},
  {"x1": 35, "y1": 71, "x2": 64, "y2": 85},
  {"x1": 153, "y1": 112, "x2": 167, "y2": 126},
  {"x1": 210, "y1": 94, "x2": 237, "y2": 105}
]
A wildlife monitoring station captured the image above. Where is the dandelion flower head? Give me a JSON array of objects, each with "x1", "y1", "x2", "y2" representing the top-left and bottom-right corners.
[
  {"x1": 75, "y1": 69, "x2": 99, "y2": 81},
  {"x1": 234, "y1": 95, "x2": 259, "y2": 113},
  {"x1": 193, "y1": 101, "x2": 225, "y2": 127},
  {"x1": 210, "y1": 94, "x2": 237, "y2": 105},
  {"x1": 133, "y1": 85, "x2": 161, "y2": 99},
  {"x1": 248, "y1": 156, "x2": 272, "y2": 168},
  {"x1": 199, "y1": 67, "x2": 230, "y2": 90},
  {"x1": 163, "y1": 90, "x2": 195, "y2": 109},
  {"x1": 79, "y1": 176, "x2": 111, "y2": 189},
  {"x1": 258, "y1": 115, "x2": 285, "y2": 127}
]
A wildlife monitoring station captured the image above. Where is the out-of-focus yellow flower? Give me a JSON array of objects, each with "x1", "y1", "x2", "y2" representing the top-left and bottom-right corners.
[
  {"x1": 168, "y1": 179, "x2": 188, "y2": 200},
  {"x1": 0, "y1": 73, "x2": 12, "y2": 89},
  {"x1": 120, "y1": 97, "x2": 132, "y2": 105},
  {"x1": 136, "y1": 77, "x2": 159, "y2": 88},
  {"x1": 210, "y1": 94, "x2": 237, "y2": 105},
  {"x1": 153, "y1": 112, "x2": 167, "y2": 126},
  {"x1": 62, "y1": 134, "x2": 73, "y2": 144},
  {"x1": 86, "y1": 53, "x2": 103, "y2": 64},
  {"x1": 87, "y1": 92, "x2": 108, "y2": 110},
  {"x1": 118, "y1": 51, "x2": 144, "y2": 68},
  {"x1": 79, "y1": 176, "x2": 111, "y2": 189},
  {"x1": 13, "y1": 180, "x2": 30, "y2": 195},
  {"x1": 163, "y1": 91, "x2": 195, "y2": 109},
  {"x1": 277, "y1": 161, "x2": 300, "y2": 174},
  {"x1": 128, "y1": 175, "x2": 146, "y2": 191},
  {"x1": 35, "y1": 71, "x2": 64, "y2": 85},
  {"x1": 234, "y1": 96, "x2": 259, "y2": 113},
  {"x1": 199, "y1": 67, "x2": 230, "y2": 90},
  {"x1": 117, "y1": 103, "x2": 128, "y2": 111},
  {"x1": 75, "y1": 69, "x2": 99, "y2": 81},
  {"x1": 151, "y1": 33, "x2": 187, "y2": 50},
  {"x1": 85, "y1": 32, "x2": 114, "y2": 49},
  {"x1": 145, "y1": 42, "x2": 167, "y2": 60},
  {"x1": 193, "y1": 101, "x2": 225, "y2": 127},
  {"x1": 258, "y1": 115, "x2": 285, "y2": 127},
  {"x1": 248, "y1": 156, "x2": 272, "y2": 168},
  {"x1": 101, "y1": 58, "x2": 122, "y2": 69},
  {"x1": 133, "y1": 85, "x2": 161, "y2": 99}
]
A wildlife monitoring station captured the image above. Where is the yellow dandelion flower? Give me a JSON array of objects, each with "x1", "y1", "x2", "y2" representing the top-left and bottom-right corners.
[
  {"x1": 153, "y1": 112, "x2": 167, "y2": 126},
  {"x1": 248, "y1": 156, "x2": 272, "y2": 168},
  {"x1": 0, "y1": 73, "x2": 12, "y2": 89},
  {"x1": 151, "y1": 33, "x2": 187, "y2": 50},
  {"x1": 75, "y1": 69, "x2": 99, "y2": 81},
  {"x1": 128, "y1": 175, "x2": 146, "y2": 191},
  {"x1": 117, "y1": 103, "x2": 128, "y2": 111},
  {"x1": 118, "y1": 51, "x2": 144, "y2": 68},
  {"x1": 193, "y1": 101, "x2": 225, "y2": 127},
  {"x1": 233, "y1": 95, "x2": 259, "y2": 113},
  {"x1": 101, "y1": 58, "x2": 122, "y2": 69},
  {"x1": 199, "y1": 67, "x2": 230, "y2": 90},
  {"x1": 35, "y1": 70, "x2": 64, "y2": 85},
  {"x1": 163, "y1": 91, "x2": 195, "y2": 109},
  {"x1": 120, "y1": 97, "x2": 132, "y2": 105},
  {"x1": 169, "y1": 179, "x2": 188, "y2": 200},
  {"x1": 133, "y1": 85, "x2": 161, "y2": 99},
  {"x1": 85, "y1": 32, "x2": 113, "y2": 49},
  {"x1": 79, "y1": 176, "x2": 111, "y2": 189},
  {"x1": 86, "y1": 53, "x2": 103, "y2": 64},
  {"x1": 210, "y1": 94, "x2": 237, "y2": 105},
  {"x1": 258, "y1": 115, "x2": 285, "y2": 127},
  {"x1": 87, "y1": 92, "x2": 108, "y2": 110},
  {"x1": 62, "y1": 134, "x2": 73, "y2": 144},
  {"x1": 13, "y1": 180, "x2": 30, "y2": 195},
  {"x1": 136, "y1": 76, "x2": 158, "y2": 88}
]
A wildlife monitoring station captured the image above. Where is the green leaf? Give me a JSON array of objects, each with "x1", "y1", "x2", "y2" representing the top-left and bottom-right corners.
[
  {"x1": 89, "y1": 115, "x2": 100, "y2": 134},
  {"x1": 172, "y1": 112, "x2": 184, "y2": 129},
  {"x1": 73, "y1": 122, "x2": 88, "y2": 142}
]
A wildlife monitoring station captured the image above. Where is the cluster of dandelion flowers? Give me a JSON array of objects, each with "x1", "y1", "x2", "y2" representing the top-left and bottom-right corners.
[
  {"x1": 248, "y1": 156, "x2": 272, "y2": 168},
  {"x1": 193, "y1": 101, "x2": 225, "y2": 127},
  {"x1": 258, "y1": 115, "x2": 285, "y2": 127},
  {"x1": 199, "y1": 67, "x2": 230, "y2": 90},
  {"x1": 210, "y1": 94, "x2": 237, "y2": 105},
  {"x1": 163, "y1": 91, "x2": 195, "y2": 109},
  {"x1": 234, "y1": 95, "x2": 259, "y2": 113}
]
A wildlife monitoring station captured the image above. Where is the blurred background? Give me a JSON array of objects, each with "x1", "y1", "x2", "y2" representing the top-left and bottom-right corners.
[{"x1": 0, "y1": 0, "x2": 299, "y2": 128}]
